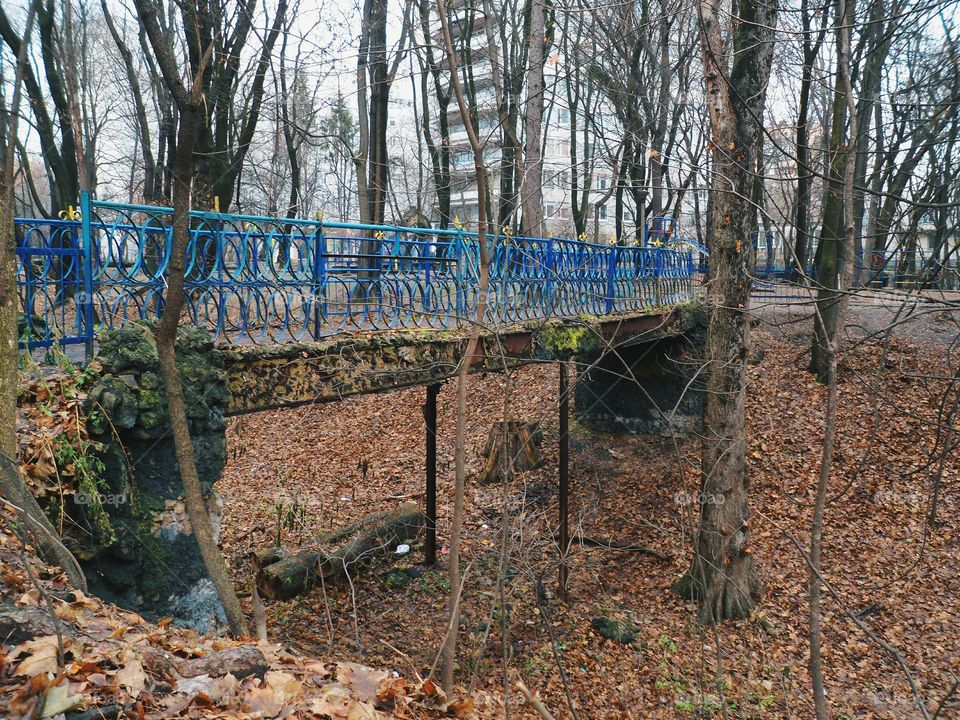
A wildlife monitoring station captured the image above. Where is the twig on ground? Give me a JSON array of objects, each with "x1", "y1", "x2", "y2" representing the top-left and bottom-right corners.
[
  {"x1": 19, "y1": 544, "x2": 65, "y2": 669},
  {"x1": 515, "y1": 679, "x2": 557, "y2": 720}
]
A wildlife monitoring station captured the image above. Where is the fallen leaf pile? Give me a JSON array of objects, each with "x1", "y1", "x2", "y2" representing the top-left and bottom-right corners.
[
  {"x1": 16, "y1": 366, "x2": 99, "y2": 503},
  {"x1": 0, "y1": 509, "x2": 484, "y2": 719}
]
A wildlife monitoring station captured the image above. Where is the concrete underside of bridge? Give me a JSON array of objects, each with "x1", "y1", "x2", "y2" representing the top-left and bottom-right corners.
[
  {"x1": 77, "y1": 303, "x2": 705, "y2": 627},
  {"x1": 219, "y1": 302, "x2": 706, "y2": 417}
]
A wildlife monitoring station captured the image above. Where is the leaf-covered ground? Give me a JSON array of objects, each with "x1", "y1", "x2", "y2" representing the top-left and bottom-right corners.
[
  {"x1": 0, "y1": 505, "x2": 476, "y2": 718},
  {"x1": 2, "y1": 300, "x2": 956, "y2": 719},
  {"x1": 218, "y1": 302, "x2": 960, "y2": 719}
]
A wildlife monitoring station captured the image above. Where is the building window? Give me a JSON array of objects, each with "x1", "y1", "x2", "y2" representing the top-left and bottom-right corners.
[
  {"x1": 557, "y1": 108, "x2": 570, "y2": 124},
  {"x1": 598, "y1": 177, "x2": 608, "y2": 190},
  {"x1": 598, "y1": 203, "x2": 607, "y2": 220}
]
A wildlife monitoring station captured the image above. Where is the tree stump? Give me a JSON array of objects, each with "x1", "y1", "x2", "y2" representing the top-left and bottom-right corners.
[{"x1": 479, "y1": 420, "x2": 543, "y2": 484}]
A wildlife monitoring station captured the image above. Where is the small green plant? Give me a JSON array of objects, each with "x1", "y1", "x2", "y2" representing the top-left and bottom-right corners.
[
  {"x1": 656, "y1": 676, "x2": 691, "y2": 693},
  {"x1": 53, "y1": 433, "x2": 112, "y2": 545},
  {"x1": 422, "y1": 569, "x2": 451, "y2": 593},
  {"x1": 749, "y1": 693, "x2": 775, "y2": 710},
  {"x1": 674, "y1": 699, "x2": 696, "y2": 714},
  {"x1": 673, "y1": 694, "x2": 729, "y2": 717},
  {"x1": 657, "y1": 635, "x2": 678, "y2": 653},
  {"x1": 273, "y1": 485, "x2": 309, "y2": 547}
]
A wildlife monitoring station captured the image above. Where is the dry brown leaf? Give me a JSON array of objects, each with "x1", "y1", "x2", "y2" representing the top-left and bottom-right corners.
[
  {"x1": 11, "y1": 636, "x2": 63, "y2": 677},
  {"x1": 242, "y1": 681, "x2": 287, "y2": 718},
  {"x1": 336, "y1": 662, "x2": 388, "y2": 704},
  {"x1": 115, "y1": 648, "x2": 147, "y2": 697},
  {"x1": 40, "y1": 681, "x2": 83, "y2": 718}
]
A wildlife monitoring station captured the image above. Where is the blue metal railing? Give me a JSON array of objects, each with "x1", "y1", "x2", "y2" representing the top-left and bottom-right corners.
[
  {"x1": 750, "y1": 247, "x2": 960, "y2": 300},
  {"x1": 15, "y1": 193, "x2": 697, "y2": 360}
]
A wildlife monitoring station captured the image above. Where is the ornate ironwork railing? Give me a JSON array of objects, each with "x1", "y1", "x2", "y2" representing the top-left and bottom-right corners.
[{"x1": 16, "y1": 193, "x2": 698, "y2": 360}]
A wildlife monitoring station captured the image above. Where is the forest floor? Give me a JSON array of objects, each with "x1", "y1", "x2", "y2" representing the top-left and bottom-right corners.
[{"x1": 217, "y1": 297, "x2": 960, "y2": 719}]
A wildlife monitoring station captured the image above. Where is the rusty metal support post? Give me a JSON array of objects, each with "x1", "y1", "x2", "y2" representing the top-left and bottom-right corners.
[
  {"x1": 559, "y1": 361, "x2": 570, "y2": 599},
  {"x1": 424, "y1": 384, "x2": 439, "y2": 564}
]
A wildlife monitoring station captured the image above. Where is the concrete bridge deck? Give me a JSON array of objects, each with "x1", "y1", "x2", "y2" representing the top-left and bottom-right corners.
[{"x1": 219, "y1": 305, "x2": 703, "y2": 415}]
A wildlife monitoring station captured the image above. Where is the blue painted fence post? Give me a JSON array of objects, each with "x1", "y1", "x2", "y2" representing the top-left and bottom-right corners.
[
  {"x1": 546, "y1": 238, "x2": 555, "y2": 312},
  {"x1": 80, "y1": 190, "x2": 94, "y2": 362},
  {"x1": 604, "y1": 246, "x2": 617, "y2": 314},
  {"x1": 312, "y1": 223, "x2": 325, "y2": 339},
  {"x1": 454, "y1": 230, "x2": 465, "y2": 326},
  {"x1": 654, "y1": 247, "x2": 663, "y2": 306}
]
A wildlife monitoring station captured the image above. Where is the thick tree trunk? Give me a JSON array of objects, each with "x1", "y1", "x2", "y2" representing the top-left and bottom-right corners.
[
  {"x1": 521, "y1": 0, "x2": 545, "y2": 237},
  {"x1": 671, "y1": 168, "x2": 763, "y2": 620},
  {"x1": 673, "y1": 0, "x2": 776, "y2": 624}
]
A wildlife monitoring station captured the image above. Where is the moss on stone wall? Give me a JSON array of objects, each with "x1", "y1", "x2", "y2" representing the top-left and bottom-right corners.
[
  {"x1": 535, "y1": 323, "x2": 601, "y2": 358},
  {"x1": 83, "y1": 322, "x2": 229, "y2": 626}
]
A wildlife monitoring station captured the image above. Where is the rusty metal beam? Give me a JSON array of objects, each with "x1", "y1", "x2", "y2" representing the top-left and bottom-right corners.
[{"x1": 424, "y1": 384, "x2": 439, "y2": 564}]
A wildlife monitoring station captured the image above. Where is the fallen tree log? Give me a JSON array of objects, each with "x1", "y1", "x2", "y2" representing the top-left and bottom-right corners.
[
  {"x1": 256, "y1": 503, "x2": 424, "y2": 601},
  {"x1": 250, "y1": 546, "x2": 288, "y2": 571}
]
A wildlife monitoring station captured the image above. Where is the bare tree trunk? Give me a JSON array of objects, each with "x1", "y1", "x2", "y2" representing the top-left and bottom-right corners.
[
  {"x1": 135, "y1": 0, "x2": 248, "y2": 638},
  {"x1": 672, "y1": 0, "x2": 777, "y2": 624},
  {"x1": 102, "y1": 0, "x2": 157, "y2": 204},
  {"x1": 791, "y1": 0, "x2": 827, "y2": 278},
  {"x1": 417, "y1": 0, "x2": 452, "y2": 228},
  {"x1": 810, "y1": 0, "x2": 856, "y2": 382},
  {"x1": 809, "y1": 0, "x2": 856, "y2": 714},
  {"x1": 156, "y1": 107, "x2": 248, "y2": 639},
  {"x1": 436, "y1": 0, "x2": 494, "y2": 695},
  {"x1": 0, "y1": 1, "x2": 86, "y2": 591},
  {"x1": 520, "y1": 0, "x2": 545, "y2": 237}
]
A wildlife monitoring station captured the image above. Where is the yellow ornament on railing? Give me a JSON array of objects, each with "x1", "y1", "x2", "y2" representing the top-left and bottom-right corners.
[
  {"x1": 59, "y1": 205, "x2": 81, "y2": 221},
  {"x1": 315, "y1": 211, "x2": 325, "y2": 222},
  {"x1": 453, "y1": 214, "x2": 464, "y2": 231}
]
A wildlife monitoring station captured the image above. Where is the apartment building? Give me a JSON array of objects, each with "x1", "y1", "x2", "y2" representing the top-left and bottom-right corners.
[{"x1": 432, "y1": 3, "x2": 621, "y2": 242}]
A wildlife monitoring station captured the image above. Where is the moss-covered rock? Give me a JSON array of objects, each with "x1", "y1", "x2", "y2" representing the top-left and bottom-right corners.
[
  {"x1": 590, "y1": 616, "x2": 638, "y2": 644},
  {"x1": 87, "y1": 375, "x2": 139, "y2": 430},
  {"x1": 97, "y1": 321, "x2": 159, "y2": 374},
  {"x1": 83, "y1": 323, "x2": 230, "y2": 630}
]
